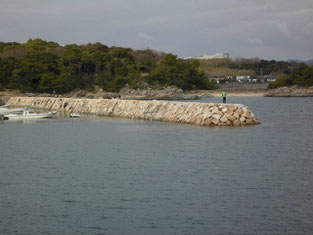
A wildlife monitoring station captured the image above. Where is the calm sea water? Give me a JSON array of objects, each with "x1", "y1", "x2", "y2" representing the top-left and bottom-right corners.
[{"x1": 1, "y1": 97, "x2": 313, "y2": 235}]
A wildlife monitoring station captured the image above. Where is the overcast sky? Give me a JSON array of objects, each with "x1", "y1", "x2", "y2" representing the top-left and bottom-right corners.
[{"x1": 1, "y1": 0, "x2": 313, "y2": 60}]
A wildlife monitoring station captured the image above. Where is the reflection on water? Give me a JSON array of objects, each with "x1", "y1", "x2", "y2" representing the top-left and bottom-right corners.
[{"x1": 0, "y1": 97, "x2": 313, "y2": 235}]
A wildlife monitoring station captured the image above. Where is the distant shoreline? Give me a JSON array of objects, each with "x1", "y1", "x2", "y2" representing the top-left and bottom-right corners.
[
  {"x1": 210, "y1": 90, "x2": 265, "y2": 97},
  {"x1": 0, "y1": 89, "x2": 266, "y2": 102},
  {"x1": 185, "y1": 89, "x2": 266, "y2": 97}
]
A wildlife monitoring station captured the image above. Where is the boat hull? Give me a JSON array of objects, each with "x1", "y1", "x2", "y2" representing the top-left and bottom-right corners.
[
  {"x1": 4, "y1": 112, "x2": 56, "y2": 120},
  {"x1": 70, "y1": 113, "x2": 80, "y2": 118},
  {"x1": 0, "y1": 108, "x2": 25, "y2": 115}
]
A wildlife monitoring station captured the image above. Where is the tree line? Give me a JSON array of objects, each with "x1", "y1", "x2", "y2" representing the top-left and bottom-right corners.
[
  {"x1": 0, "y1": 39, "x2": 217, "y2": 93},
  {"x1": 268, "y1": 63, "x2": 313, "y2": 88}
]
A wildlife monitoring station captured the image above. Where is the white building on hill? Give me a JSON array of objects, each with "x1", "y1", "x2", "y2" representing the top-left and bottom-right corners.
[
  {"x1": 236, "y1": 75, "x2": 251, "y2": 82},
  {"x1": 184, "y1": 53, "x2": 229, "y2": 60}
]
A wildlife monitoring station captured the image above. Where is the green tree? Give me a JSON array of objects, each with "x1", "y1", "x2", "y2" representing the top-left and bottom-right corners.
[
  {"x1": 132, "y1": 49, "x2": 166, "y2": 72},
  {"x1": 268, "y1": 64, "x2": 313, "y2": 88},
  {"x1": 0, "y1": 57, "x2": 18, "y2": 90},
  {"x1": 148, "y1": 54, "x2": 216, "y2": 90},
  {"x1": 38, "y1": 73, "x2": 57, "y2": 92}
]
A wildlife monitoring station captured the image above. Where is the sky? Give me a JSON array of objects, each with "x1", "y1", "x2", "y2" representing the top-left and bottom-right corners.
[{"x1": 1, "y1": 0, "x2": 313, "y2": 61}]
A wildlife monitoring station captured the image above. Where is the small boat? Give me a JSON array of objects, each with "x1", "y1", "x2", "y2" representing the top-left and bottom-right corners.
[
  {"x1": 0, "y1": 105, "x2": 25, "y2": 115},
  {"x1": 4, "y1": 109, "x2": 56, "y2": 120},
  {"x1": 70, "y1": 113, "x2": 80, "y2": 118},
  {"x1": 0, "y1": 114, "x2": 8, "y2": 120}
]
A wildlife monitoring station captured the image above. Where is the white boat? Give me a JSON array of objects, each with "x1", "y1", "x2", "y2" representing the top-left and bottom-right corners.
[
  {"x1": 4, "y1": 109, "x2": 56, "y2": 120},
  {"x1": 0, "y1": 105, "x2": 25, "y2": 115},
  {"x1": 70, "y1": 113, "x2": 80, "y2": 118}
]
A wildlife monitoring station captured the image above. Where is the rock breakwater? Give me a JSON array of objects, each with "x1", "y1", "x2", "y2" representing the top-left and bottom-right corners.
[
  {"x1": 7, "y1": 97, "x2": 260, "y2": 127},
  {"x1": 265, "y1": 85, "x2": 313, "y2": 97}
]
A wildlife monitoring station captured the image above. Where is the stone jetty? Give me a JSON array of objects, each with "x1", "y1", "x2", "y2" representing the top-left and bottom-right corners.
[
  {"x1": 7, "y1": 97, "x2": 260, "y2": 127},
  {"x1": 265, "y1": 85, "x2": 313, "y2": 97}
]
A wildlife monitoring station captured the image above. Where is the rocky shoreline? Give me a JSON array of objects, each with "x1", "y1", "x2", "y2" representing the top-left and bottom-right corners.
[
  {"x1": 0, "y1": 85, "x2": 213, "y2": 101},
  {"x1": 3, "y1": 85, "x2": 312, "y2": 104},
  {"x1": 119, "y1": 85, "x2": 213, "y2": 100},
  {"x1": 265, "y1": 85, "x2": 313, "y2": 97}
]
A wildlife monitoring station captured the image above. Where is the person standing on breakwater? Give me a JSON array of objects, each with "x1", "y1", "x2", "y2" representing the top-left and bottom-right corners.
[{"x1": 221, "y1": 91, "x2": 227, "y2": 103}]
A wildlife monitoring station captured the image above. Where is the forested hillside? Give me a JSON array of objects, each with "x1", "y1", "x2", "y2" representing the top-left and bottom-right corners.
[
  {"x1": 0, "y1": 39, "x2": 217, "y2": 93},
  {"x1": 199, "y1": 57, "x2": 293, "y2": 78}
]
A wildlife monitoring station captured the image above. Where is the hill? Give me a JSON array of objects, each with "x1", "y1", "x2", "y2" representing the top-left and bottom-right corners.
[{"x1": 287, "y1": 59, "x2": 313, "y2": 65}]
